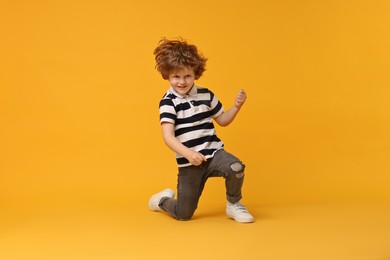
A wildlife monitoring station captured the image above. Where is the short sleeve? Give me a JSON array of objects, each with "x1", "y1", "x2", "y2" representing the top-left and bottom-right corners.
[
  {"x1": 159, "y1": 98, "x2": 176, "y2": 124},
  {"x1": 209, "y1": 90, "x2": 224, "y2": 118}
]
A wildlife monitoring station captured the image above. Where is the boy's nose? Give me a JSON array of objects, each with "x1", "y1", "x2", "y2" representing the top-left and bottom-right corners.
[{"x1": 179, "y1": 78, "x2": 186, "y2": 84}]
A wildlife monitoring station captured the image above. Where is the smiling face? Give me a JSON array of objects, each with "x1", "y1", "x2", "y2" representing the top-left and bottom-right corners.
[{"x1": 168, "y1": 67, "x2": 195, "y2": 96}]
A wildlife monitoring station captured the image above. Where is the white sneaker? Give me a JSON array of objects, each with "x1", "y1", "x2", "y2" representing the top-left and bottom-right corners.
[
  {"x1": 226, "y1": 202, "x2": 255, "y2": 223},
  {"x1": 148, "y1": 188, "x2": 175, "y2": 211}
]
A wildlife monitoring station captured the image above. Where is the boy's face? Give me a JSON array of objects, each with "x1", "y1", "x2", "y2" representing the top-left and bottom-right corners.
[{"x1": 168, "y1": 67, "x2": 195, "y2": 96}]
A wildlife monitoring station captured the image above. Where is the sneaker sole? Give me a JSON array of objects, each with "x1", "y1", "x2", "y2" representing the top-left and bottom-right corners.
[{"x1": 226, "y1": 210, "x2": 255, "y2": 223}]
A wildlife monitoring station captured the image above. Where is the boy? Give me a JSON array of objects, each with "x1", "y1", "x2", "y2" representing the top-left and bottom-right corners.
[{"x1": 148, "y1": 38, "x2": 254, "y2": 223}]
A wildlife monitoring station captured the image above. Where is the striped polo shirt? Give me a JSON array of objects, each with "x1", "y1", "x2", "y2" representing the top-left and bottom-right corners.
[{"x1": 159, "y1": 85, "x2": 225, "y2": 167}]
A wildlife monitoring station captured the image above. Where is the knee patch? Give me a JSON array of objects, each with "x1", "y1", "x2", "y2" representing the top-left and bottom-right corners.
[{"x1": 230, "y1": 162, "x2": 245, "y2": 178}]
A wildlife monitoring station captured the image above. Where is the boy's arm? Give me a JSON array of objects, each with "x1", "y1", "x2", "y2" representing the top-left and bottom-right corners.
[
  {"x1": 214, "y1": 89, "x2": 247, "y2": 127},
  {"x1": 161, "y1": 122, "x2": 207, "y2": 166}
]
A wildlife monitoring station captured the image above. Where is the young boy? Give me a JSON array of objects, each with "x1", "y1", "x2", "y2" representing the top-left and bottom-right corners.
[{"x1": 148, "y1": 38, "x2": 254, "y2": 223}]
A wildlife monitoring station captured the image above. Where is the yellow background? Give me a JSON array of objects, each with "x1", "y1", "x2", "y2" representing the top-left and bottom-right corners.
[{"x1": 1, "y1": 0, "x2": 390, "y2": 259}]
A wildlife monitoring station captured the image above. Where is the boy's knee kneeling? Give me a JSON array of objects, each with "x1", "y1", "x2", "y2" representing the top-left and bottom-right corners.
[
  {"x1": 177, "y1": 217, "x2": 191, "y2": 221},
  {"x1": 176, "y1": 214, "x2": 193, "y2": 221},
  {"x1": 176, "y1": 209, "x2": 195, "y2": 221}
]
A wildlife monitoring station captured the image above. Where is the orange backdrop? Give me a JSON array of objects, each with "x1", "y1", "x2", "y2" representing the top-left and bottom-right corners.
[{"x1": 1, "y1": 0, "x2": 390, "y2": 217}]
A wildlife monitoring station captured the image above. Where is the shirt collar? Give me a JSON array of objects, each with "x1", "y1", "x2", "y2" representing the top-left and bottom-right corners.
[{"x1": 169, "y1": 85, "x2": 198, "y2": 98}]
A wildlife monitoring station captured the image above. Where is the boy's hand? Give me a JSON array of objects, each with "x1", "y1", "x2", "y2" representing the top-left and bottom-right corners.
[
  {"x1": 186, "y1": 151, "x2": 207, "y2": 166},
  {"x1": 235, "y1": 89, "x2": 247, "y2": 108}
]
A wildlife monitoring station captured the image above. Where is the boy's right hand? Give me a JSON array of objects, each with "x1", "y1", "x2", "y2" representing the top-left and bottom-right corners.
[
  {"x1": 235, "y1": 89, "x2": 247, "y2": 108},
  {"x1": 186, "y1": 151, "x2": 207, "y2": 166}
]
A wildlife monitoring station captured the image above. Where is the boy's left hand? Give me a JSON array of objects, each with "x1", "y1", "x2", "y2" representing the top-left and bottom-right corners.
[{"x1": 235, "y1": 89, "x2": 247, "y2": 108}]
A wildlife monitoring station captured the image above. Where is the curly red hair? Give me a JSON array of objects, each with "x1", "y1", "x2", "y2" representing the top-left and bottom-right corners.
[{"x1": 153, "y1": 38, "x2": 207, "y2": 80}]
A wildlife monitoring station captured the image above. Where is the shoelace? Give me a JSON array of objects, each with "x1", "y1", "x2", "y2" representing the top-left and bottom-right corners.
[{"x1": 232, "y1": 203, "x2": 249, "y2": 213}]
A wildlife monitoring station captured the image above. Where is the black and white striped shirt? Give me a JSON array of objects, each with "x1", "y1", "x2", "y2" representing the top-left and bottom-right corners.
[{"x1": 159, "y1": 85, "x2": 224, "y2": 167}]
